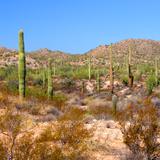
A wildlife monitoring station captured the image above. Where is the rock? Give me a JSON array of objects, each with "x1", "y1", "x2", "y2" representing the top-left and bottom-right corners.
[
  {"x1": 86, "y1": 120, "x2": 123, "y2": 142},
  {"x1": 47, "y1": 107, "x2": 62, "y2": 117},
  {"x1": 117, "y1": 87, "x2": 131, "y2": 97},
  {"x1": 151, "y1": 97, "x2": 160, "y2": 108},
  {"x1": 86, "y1": 81, "x2": 94, "y2": 94}
]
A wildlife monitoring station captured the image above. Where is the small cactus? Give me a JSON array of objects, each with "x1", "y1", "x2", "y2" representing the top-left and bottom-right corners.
[
  {"x1": 112, "y1": 94, "x2": 118, "y2": 115},
  {"x1": 88, "y1": 56, "x2": 91, "y2": 80},
  {"x1": 128, "y1": 46, "x2": 134, "y2": 88},
  {"x1": 47, "y1": 58, "x2": 53, "y2": 99},
  {"x1": 109, "y1": 44, "x2": 114, "y2": 93},
  {"x1": 42, "y1": 69, "x2": 47, "y2": 88},
  {"x1": 18, "y1": 29, "x2": 26, "y2": 99},
  {"x1": 53, "y1": 61, "x2": 56, "y2": 76},
  {"x1": 155, "y1": 58, "x2": 158, "y2": 86},
  {"x1": 96, "y1": 69, "x2": 100, "y2": 93}
]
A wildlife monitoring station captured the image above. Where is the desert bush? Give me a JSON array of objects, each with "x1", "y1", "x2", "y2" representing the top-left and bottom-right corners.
[
  {"x1": 134, "y1": 70, "x2": 142, "y2": 81},
  {"x1": 0, "y1": 68, "x2": 7, "y2": 80},
  {"x1": 61, "y1": 78, "x2": 76, "y2": 91},
  {"x1": 52, "y1": 93, "x2": 68, "y2": 110},
  {"x1": 138, "y1": 64, "x2": 153, "y2": 75},
  {"x1": 4, "y1": 66, "x2": 18, "y2": 81},
  {"x1": 121, "y1": 75, "x2": 128, "y2": 85},
  {"x1": 0, "y1": 104, "x2": 92, "y2": 160},
  {"x1": 146, "y1": 74, "x2": 156, "y2": 95},
  {"x1": 88, "y1": 99, "x2": 112, "y2": 120},
  {"x1": 73, "y1": 67, "x2": 90, "y2": 79},
  {"x1": 58, "y1": 64, "x2": 73, "y2": 78},
  {"x1": 26, "y1": 87, "x2": 47, "y2": 99},
  {"x1": 59, "y1": 107, "x2": 86, "y2": 121},
  {"x1": 6, "y1": 80, "x2": 19, "y2": 93},
  {"x1": 0, "y1": 93, "x2": 10, "y2": 108},
  {"x1": 118, "y1": 99, "x2": 160, "y2": 160}
]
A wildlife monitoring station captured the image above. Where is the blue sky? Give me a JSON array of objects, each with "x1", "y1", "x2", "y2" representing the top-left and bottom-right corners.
[{"x1": 0, "y1": 0, "x2": 160, "y2": 53}]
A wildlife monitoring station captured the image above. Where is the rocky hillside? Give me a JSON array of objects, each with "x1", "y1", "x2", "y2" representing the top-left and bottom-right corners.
[
  {"x1": 1, "y1": 39, "x2": 160, "y2": 69},
  {"x1": 86, "y1": 39, "x2": 160, "y2": 64},
  {"x1": 29, "y1": 48, "x2": 71, "y2": 61}
]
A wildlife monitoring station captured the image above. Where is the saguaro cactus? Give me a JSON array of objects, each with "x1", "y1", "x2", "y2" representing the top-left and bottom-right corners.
[
  {"x1": 155, "y1": 58, "x2": 158, "y2": 86},
  {"x1": 53, "y1": 60, "x2": 56, "y2": 76},
  {"x1": 109, "y1": 44, "x2": 114, "y2": 93},
  {"x1": 47, "y1": 58, "x2": 53, "y2": 99},
  {"x1": 18, "y1": 29, "x2": 26, "y2": 99},
  {"x1": 88, "y1": 56, "x2": 91, "y2": 80},
  {"x1": 42, "y1": 69, "x2": 47, "y2": 88},
  {"x1": 112, "y1": 94, "x2": 118, "y2": 115},
  {"x1": 128, "y1": 46, "x2": 134, "y2": 88},
  {"x1": 96, "y1": 69, "x2": 100, "y2": 93}
]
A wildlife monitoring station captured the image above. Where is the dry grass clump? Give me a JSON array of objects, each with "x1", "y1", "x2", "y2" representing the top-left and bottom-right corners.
[
  {"x1": 52, "y1": 92, "x2": 68, "y2": 111},
  {"x1": 87, "y1": 99, "x2": 113, "y2": 120},
  {"x1": 0, "y1": 92, "x2": 10, "y2": 109}
]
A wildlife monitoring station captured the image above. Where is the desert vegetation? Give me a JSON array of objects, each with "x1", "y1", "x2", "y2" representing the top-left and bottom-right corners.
[{"x1": 0, "y1": 30, "x2": 160, "y2": 160}]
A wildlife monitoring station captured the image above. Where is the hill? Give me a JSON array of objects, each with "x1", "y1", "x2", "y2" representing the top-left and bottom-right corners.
[{"x1": 1, "y1": 38, "x2": 160, "y2": 68}]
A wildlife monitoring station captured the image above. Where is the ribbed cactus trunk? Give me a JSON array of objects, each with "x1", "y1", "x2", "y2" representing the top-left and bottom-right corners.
[
  {"x1": 53, "y1": 61, "x2": 56, "y2": 76},
  {"x1": 42, "y1": 69, "x2": 46, "y2": 88},
  {"x1": 112, "y1": 94, "x2": 118, "y2": 115},
  {"x1": 155, "y1": 58, "x2": 158, "y2": 86},
  {"x1": 88, "y1": 56, "x2": 91, "y2": 80},
  {"x1": 18, "y1": 30, "x2": 26, "y2": 99},
  {"x1": 109, "y1": 45, "x2": 114, "y2": 94},
  {"x1": 96, "y1": 69, "x2": 100, "y2": 93},
  {"x1": 48, "y1": 58, "x2": 53, "y2": 99},
  {"x1": 128, "y1": 46, "x2": 134, "y2": 88}
]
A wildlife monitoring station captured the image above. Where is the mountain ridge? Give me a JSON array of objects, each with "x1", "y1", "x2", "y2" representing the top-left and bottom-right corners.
[{"x1": 1, "y1": 38, "x2": 160, "y2": 68}]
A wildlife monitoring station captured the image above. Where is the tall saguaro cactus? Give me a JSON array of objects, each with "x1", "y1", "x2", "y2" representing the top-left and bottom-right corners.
[
  {"x1": 88, "y1": 56, "x2": 91, "y2": 80},
  {"x1": 96, "y1": 69, "x2": 100, "y2": 93},
  {"x1": 109, "y1": 44, "x2": 114, "y2": 93},
  {"x1": 112, "y1": 94, "x2": 118, "y2": 115},
  {"x1": 127, "y1": 46, "x2": 134, "y2": 88},
  {"x1": 155, "y1": 58, "x2": 158, "y2": 86},
  {"x1": 53, "y1": 60, "x2": 56, "y2": 76},
  {"x1": 18, "y1": 29, "x2": 26, "y2": 99},
  {"x1": 42, "y1": 69, "x2": 47, "y2": 88},
  {"x1": 48, "y1": 58, "x2": 53, "y2": 99}
]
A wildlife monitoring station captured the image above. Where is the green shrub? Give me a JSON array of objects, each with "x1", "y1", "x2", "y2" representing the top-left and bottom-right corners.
[
  {"x1": 134, "y1": 70, "x2": 142, "y2": 81},
  {"x1": 26, "y1": 86, "x2": 47, "y2": 99},
  {"x1": 121, "y1": 75, "x2": 128, "y2": 85},
  {"x1": 146, "y1": 74, "x2": 156, "y2": 95},
  {"x1": 3, "y1": 66, "x2": 18, "y2": 81},
  {"x1": 6, "y1": 80, "x2": 19, "y2": 93},
  {"x1": 0, "y1": 68, "x2": 7, "y2": 80},
  {"x1": 138, "y1": 64, "x2": 153, "y2": 75}
]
